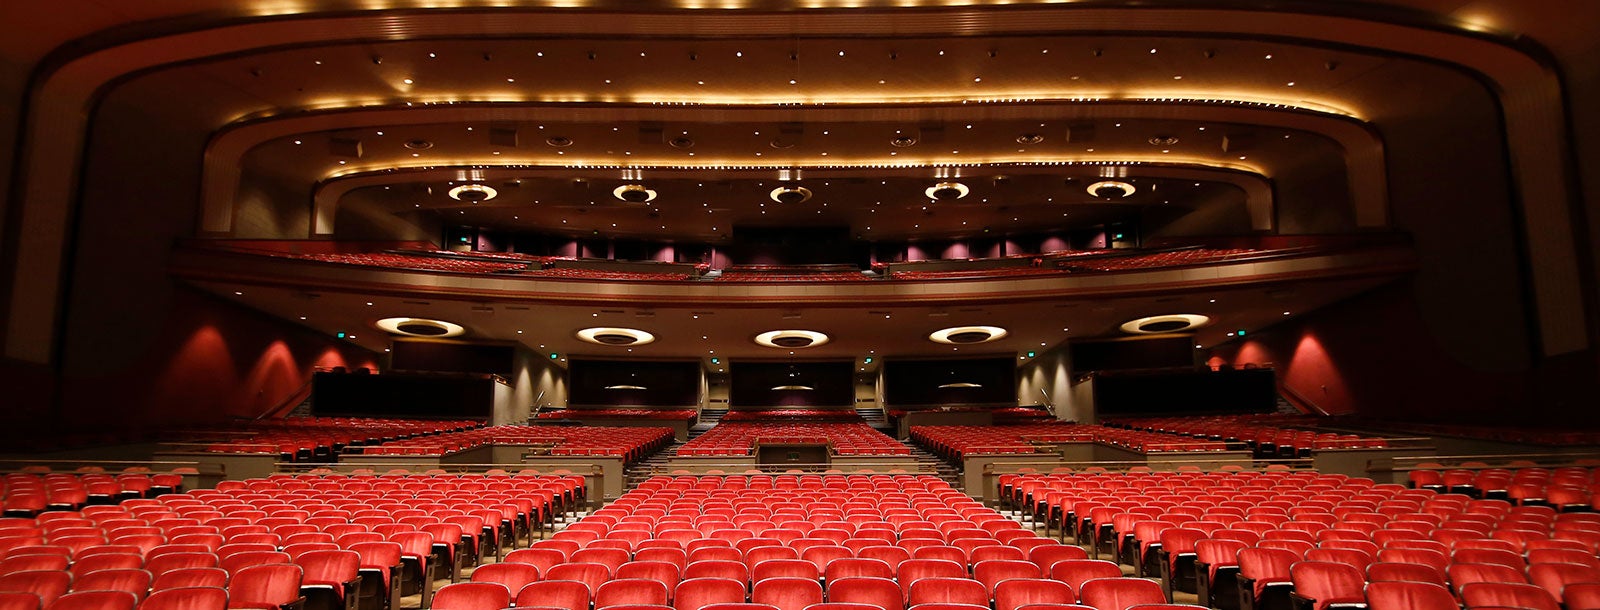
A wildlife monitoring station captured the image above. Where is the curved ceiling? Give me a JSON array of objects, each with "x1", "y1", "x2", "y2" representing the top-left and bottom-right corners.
[{"x1": 2, "y1": 0, "x2": 1591, "y2": 363}]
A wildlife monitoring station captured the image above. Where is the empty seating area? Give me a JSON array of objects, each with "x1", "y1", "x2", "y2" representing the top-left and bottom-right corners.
[
  {"x1": 524, "y1": 268, "x2": 694, "y2": 281},
  {"x1": 1407, "y1": 464, "x2": 1600, "y2": 510},
  {"x1": 911, "y1": 425, "x2": 1228, "y2": 462},
  {"x1": 2, "y1": 471, "x2": 186, "y2": 517},
  {"x1": 676, "y1": 424, "x2": 910, "y2": 457},
  {"x1": 536, "y1": 409, "x2": 699, "y2": 422},
  {"x1": 1337, "y1": 418, "x2": 1600, "y2": 446},
  {"x1": 285, "y1": 251, "x2": 531, "y2": 273},
  {"x1": 180, "y1": 418, "x2": 480, "y2": 459},
  {"x1": 1108, "y1": 417, "x2": 1391, "y2": 456},
  {"x1": 486, "y1": 474, "x2": 1189, "y2": 610},
  {"x1": 721, "y1": 411, "x2": 866, "y2": 423},
  {"x1": 0, "y1": 472, "x2": 581, "y2": 610},
  {"x1": 1000, "y1": 467, "x2": 1600, "y2": 610},
  {"x1": 1057, "y1": 249, "x2": 1267, "y2": 272},
  {"x1": 359, "y1": 426, "x2": 673, "y2": 463}
]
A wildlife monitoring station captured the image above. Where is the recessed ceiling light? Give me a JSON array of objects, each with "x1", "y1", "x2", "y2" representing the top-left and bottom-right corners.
[
  {"x1": 401, "y1": 79, "x2": 412, "y2": 85},
  {"x1": 376, "y1": 317, "x2": 465, "y2": 338},
  {"x1": 577, "y1": 327, "x2": 656, "y2": 346},
  {"x1": 755, "y1": 330, "x2": 830, "y2": 349},
  {"x1": 929, "y1": 325, "x2": 1008, "y2": 345},
  {"x1": 1120, "y1": 314, "x2": 1211, "y2": 335}
]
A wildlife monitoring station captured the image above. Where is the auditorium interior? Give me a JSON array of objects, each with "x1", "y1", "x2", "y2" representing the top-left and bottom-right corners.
[{"x1": 3, "y1": 1, "x2": 1600, "y2": 609}]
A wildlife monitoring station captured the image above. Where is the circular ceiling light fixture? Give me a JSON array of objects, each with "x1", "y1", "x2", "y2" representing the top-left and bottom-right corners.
[
  {"x1": 576, "y1": 327, "x2": 657, "y2": 346},
  {"x1": 891, "y1": 135, "x2": 918, "y2": 147},
  {"x1": 937, "y1": 382, "x2": 983, "y2": 389},
  {"x1": 770, "y1": 384, "x2": 815, "y2": 391},
  {"x1": 448, "y1": 184, "x2": 497, "y2": 202},
  {"x1": 1016, "y1": 133, "x2": 1045, "y2": 144},
  {"x1": 1085, "y1": 180, "x2": 1136, "y2": 199},
  {"x1": 604, "y1": 384, "x2": 648, "y2": 390},
  {"x1": 770, "y1": 186, "x2": 813, "y2": 204},
  {"x1": 1086, "y1": 180, "x2": 1136, "y2": 199},
  {"x1": 545, "y1": 136, "x2": 573, "y2": 147},
  {"x1": 754, "y1": 329, "x2": 830, "y2": 349},
  {"x1": 925, "y1": 181, "x2": 970, "y2": 201},
  {"x1": 403, "y1": 139, "x2": 434, "y2": 150},
  {"x1": 668, "y1": 135, "x2": 695, "y2": 149},
  {"x1": 613, "y1": 184, "x2": 658, "y2": 203},
  {"x1": 1119, "y1": 314, "x2": 1211, "y2": 335},
  {"x1": 928, "y1": 325, "x2": 1009, "y2": 344},
  {"x1": 375, "y1": 317, "x2": 466, "y2": 338}
]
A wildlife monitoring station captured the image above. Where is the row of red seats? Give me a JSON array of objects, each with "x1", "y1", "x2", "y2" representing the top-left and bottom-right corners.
[
  {"x1": 286, "y1": 251, "x2": 529, "y2": 273},
  {"x1": 1059, "y1": 249, "x2": 1263, "y2": 272},
  {"x1": 3, "y1": 473, "x2": 183, "y2": 516},
  {"x1": 358, "y1": 425, "x2": 673, "y2": 463},
  {"x1": 911, "y1": 424, "x2": 1226, "y2": 461},
  {"x1": 1107, "y1": 415, "x2": 1390, "y2": 454},
  {"x1": 721, "y1": 411, "x2": 865, "y2": 423},
  {"x1": 1006, "y1": 469, "x2": 1600, "y2": 609},
  {"x1": 525, "y1": 268, "x2": 693, "y2": 281},
  {"x1": 180, "y1": 417, "x2": 481, "y2": 457},
  {"x1": 1408, "y1": 464, "x2": 1600, "y2": 508},
  {"x1": 462, "y1": 475, "x2": 1204, "y2": 610},
  {"x1": 676, "y1": 425, "x2": 908, "y2": 458},
  {"x1": 0, "y1": 473, "x2": 584, "y2": 609},
  {"x1": 536, "y1": 409, "x2": 699, "y2": 422}
]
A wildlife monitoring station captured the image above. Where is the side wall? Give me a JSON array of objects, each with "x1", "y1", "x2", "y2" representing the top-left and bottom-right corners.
[{"x1": 1210, "y1": 282, "x2": 1598, "y2": 425}]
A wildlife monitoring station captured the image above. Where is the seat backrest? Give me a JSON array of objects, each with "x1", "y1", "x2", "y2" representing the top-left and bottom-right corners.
[
  {"x1": 855, "y1": 547, "x2": 910, "y2": 571},
  {"x1": 546, "y1": 562, "x2": 614, "y2": 595},
  {"x1": 228, "y1": 563, "x2": 303, "y2": 607},
  {"x1": 972, "y1": 560, "x2": 1043, "y2": 593},
  {"x1": 673, "y1": 577, "x2": 746, "y2": 610},
  {"x1": 906, "y1": 577, "x2": 987, "y2": 607},
  {"x1": 750, "y1": 577, "x2": 822, "y2": 610},
  {"x1": 595, "y1": 578, "x2": 671, "y2": 608},
  {"x1": 0, "y1": 570, "x2": 71, "y2": 607},
  {"x1": 515, "y1": 579, "x2": 592, "y2": 610},
  {"x1": 431, "y1": 582, "x2": 512, "y2": 610},
  {"x1": 1047, "y1": 560, "x2": 1124, "y2": 593},
  {"x1": 827, "y1": 577, "x2": 904, "y2": 610},
  {"x1": 993, "y1": 578, "x2": 1075, "y2": 610},
  {"x1": 1237, "y1": 548, "x2": 1298, "y2": 582},
  {"x1": 1075, "y1": 578, "x2": 1166, "y2": 610},
  {"x1": 1364, "y1": 581, "x2": 1457, "y2": 610},
  {"x1": 0, "y1": 591, "x2": 40, "y2": 610},
  {"x1": 71, "y1": 568, "x2": 152, "y2": 600},
  {"x1": 1027, "y1": 545, "x2": 1089, "y2": 573},
  {"x1": 136, "y1": 586, "x2": 228, "y2": 610},
  {"x1": 825, "y1": 558, "x2": 893, "y2": 582},
  {"x1": 683, "y1": 560, "x2": 748, "y2": 584},
  {"x1": 896, "y1": 559, "x2": 966, "y2": 589},
  {"x1": 40, "y1": 590, "x2": 137, "y2": 610},
  {"x1": 1528, "y1": 561, "x2": 1600, "y2": 602},
  {"x1": 470, "y1": 562, "x2": 542, "y2": 593},
  {"x1": 151, "y1": 567, "x2": 228, "y2": 592},
  {"x1": 1448, "y1": 562, "x2": 1528, "y2": 593},
  {"x1": 1459, "y1": 582, "x2": 1562, "y2": 610},
  {"x1": 1290, "y1": 560, "x2": 1367, "y2": 610},
  {"x1": 1365, "y1": 562, "x2": 1445, "y2": 587}
]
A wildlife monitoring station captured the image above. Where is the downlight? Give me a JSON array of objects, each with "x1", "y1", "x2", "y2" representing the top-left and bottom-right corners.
[
  {"x1": 1119, "y1": 314, "x2": 1211, "y2": 335},
  {"x1": 1085, "y1": 180, "x2": 1135, "y2": 199},
  {"x1": 937, "y1": 382, "x2": 983, "y2": 389},
  {"x1": 576, "y1": 327, "x2": 657, "y2": 346},
  {"x1": 613, "y1": 184, "x2": 658, "y2": 203},
  {"x1": 755, "y1": 330, "x2": 830, "y2": 349},
  {"x1": 448, "y1": 184, "x2": 497, "y2": 202},
  {"x1": 769, "y1": 186, "x2": 813, "y2": 204},
  {"x1": 925, "y1": 182, "x2": 969, "y2": 201},
  {"x1": 929, "y1": 325, "x2": 1008, "y2": 345},
  {"x1": 375, "y1": 317, "x2": 466, "y2": 338}
]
